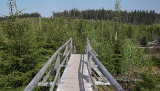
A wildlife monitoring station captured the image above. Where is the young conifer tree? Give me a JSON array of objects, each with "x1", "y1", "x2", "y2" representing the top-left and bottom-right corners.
[{"x1": 111, "y1": 0, "x2": 123, "y2": 75}]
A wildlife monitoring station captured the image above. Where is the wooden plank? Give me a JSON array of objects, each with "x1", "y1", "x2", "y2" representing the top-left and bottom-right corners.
[
  {"x1": 38, "y1": 82, "x2": 54, "y2": 86},
  {"x1": 56, "y1": 54, "x2": 93, "y2": 91},
  {"x1": 56, "y1": 54, "x2": 81, "y2": 91},
  {"x1": 95, "y1": 81, "x2": 110, "y2": 86}
]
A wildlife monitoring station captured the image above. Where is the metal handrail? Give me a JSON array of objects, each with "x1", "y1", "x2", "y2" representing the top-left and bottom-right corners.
[
  {"x1": 86, "y1": 38, "x2": 124, "y2": 91},
  {"x1": 24, "y1": 38, "x2": 72, "y2": 91}
]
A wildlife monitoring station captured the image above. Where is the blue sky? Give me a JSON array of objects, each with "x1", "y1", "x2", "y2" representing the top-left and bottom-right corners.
[{"x1": 0, "y1": 0, "x2": 160, "y2": 17}]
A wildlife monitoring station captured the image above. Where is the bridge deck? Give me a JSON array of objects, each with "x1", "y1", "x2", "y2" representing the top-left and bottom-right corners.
[{"x1": 56, "y1": 54, "x2": 93, "y2": 91}]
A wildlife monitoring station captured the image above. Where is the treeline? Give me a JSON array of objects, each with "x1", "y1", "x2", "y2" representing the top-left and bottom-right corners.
[
  {"x1": 53, "y1": 9, "x2": 160, "y2": 25},
  {"x1": 0, "y1": 12, "x2": 41, "y2": 21},
  {"x1": 17, "y1": 12, "x2": 41, "y2": 18}
]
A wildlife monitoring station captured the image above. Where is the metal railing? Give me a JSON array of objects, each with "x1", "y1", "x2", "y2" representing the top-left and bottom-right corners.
[
  {"x1": 85, "y1": 38, "x2": 124, "y2": 91},
  {"x1": 24, "y1": 38, "x2": 73, "y2": 91}
]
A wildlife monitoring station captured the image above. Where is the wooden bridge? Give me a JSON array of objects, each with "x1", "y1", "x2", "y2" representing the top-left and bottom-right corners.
[{"x1": 24, "y1": 38, "x2": 124, "y2": 91}]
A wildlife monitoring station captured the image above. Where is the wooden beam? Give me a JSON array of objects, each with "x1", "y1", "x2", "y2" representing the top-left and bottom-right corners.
[
  {"x1": 38, "y1": 82, "x2": 55, "y2": 87},
  {"x1": 95, "y1": 81, "x2": 110, "y2": 86}
]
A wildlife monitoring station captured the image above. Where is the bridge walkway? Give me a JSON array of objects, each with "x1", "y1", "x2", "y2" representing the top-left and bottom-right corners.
[{"x1": 56, "y1": 54, "x2": 93, "y2": 91}]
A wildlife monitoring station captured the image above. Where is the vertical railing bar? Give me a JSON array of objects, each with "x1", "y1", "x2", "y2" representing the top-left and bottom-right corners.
[
  {"x1": 41, "y1": 68, "x2": 52, "y2": 83},
  {"x1": 49, "y1": 49, "x2": 72, "y2": 91},
  {"x1": 54, "y1": 54, "x2": 61, "y2": 71},
  {"x1": 63, "y1": 44, "x2": 69, "y2": 56}
]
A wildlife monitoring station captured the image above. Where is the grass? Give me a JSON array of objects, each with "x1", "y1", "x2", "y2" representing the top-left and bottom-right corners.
[{"x1": 0, "y1": 87, "x2": 24, "y2": 91}]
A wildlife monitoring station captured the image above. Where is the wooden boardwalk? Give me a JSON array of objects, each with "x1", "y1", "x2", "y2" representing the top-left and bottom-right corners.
[
  {"x1": 25, "y1": 38, "x2": 124, "y2": 91},
  {"x1": 56, "y1": 54, "x2": 93, "y2": 91}
]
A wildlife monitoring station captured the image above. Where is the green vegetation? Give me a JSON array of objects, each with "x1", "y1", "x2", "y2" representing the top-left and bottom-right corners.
[
  {"x1": 0, "y1": 17, "x2": 160, "y2": 90},
  {"x1": 0, "y1": 87, "x2": 24, "y2": 91}
]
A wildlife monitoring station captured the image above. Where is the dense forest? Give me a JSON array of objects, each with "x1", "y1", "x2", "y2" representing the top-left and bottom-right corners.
[
  {"x1": 0, "y1": 12, "x2": 41, "y2": 21},
  {"x1": 54, "y1": 9, "x2": 160, "y2": 25},
  {"x1": 1, "y1": 9, "x2": 160, "y2": 25},
  {"x1": 0, "y1": 9, "x2": 160, "y2": 91}
]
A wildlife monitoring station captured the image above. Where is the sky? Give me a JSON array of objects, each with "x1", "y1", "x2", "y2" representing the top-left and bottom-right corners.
[{"x1": 0, "y1": 0, "x2": 160, "y2": 17}]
